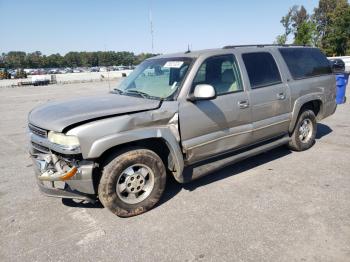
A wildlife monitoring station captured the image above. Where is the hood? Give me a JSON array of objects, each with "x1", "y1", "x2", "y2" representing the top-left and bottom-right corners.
[{"x1": 29, "y1": 94, "x2": 161, "y2": 132}]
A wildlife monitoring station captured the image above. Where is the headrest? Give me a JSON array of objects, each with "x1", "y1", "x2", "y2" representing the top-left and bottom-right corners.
[{"x1": 222, "y1": 69, "x2": 234, "y2": 83}]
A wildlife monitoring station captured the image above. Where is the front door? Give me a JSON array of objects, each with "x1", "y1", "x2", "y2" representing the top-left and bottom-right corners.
[{"x1": 179, "y1": 54, "x2": 252, "y2": 164}]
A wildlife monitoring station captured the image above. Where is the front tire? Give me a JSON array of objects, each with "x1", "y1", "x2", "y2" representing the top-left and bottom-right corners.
[
  {"x1": 288, "y1": 109, "x2": 317, "y2": 151},
  {"x1": 98, "y1": 148, "x2": 166, "y2": 217}
]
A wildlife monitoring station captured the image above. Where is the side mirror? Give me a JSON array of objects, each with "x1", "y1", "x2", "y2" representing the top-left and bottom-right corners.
[
  {"x1": 330, "y1": 59, "x2": 345, "y2": 73},
  {"x1": 189, "y1": 84, "x2": 216, "y2": 101}
]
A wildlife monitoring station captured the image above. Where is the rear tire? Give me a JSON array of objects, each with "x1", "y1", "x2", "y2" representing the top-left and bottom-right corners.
[
  {"x1": 98, "y1": 148, "x2": 166, "y2": 217},
  {"x1": 288, "y1": 109, "x2": 317, "y2": 151}
]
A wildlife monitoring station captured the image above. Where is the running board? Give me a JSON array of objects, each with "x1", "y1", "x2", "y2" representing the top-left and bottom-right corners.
[{"x1": 182, "y1": 135, "x2": 291, "y2": 183}]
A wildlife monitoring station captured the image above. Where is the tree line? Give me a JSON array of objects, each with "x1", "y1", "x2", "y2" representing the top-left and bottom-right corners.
[
  {"x1": 276, "y1": 0, "x2": 350, "y2": 56},
  {"x1": 1, "y1": 0, "x2": 349, "y2": 70},
  {"x1": 0, "y1": 51, "x2": 157, "y2": 69}
]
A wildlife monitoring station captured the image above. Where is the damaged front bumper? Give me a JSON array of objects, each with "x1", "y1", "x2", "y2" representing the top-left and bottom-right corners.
[
  {"x1": 28, "y1": 124, "x2": 97, "y2": 202},
  {"x1": 30, "y1": 152, "x2": 97, "y2": 203}
]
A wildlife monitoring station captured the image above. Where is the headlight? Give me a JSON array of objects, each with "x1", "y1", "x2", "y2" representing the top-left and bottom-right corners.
[{"x1": 48, "y1": 131, "x2": 80, "y2": 147}]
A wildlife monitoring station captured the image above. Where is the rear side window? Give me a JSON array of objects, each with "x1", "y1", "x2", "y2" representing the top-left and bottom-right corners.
[
  {"x1": 279, "y1": 48, "x2": 332, "y2": 79},
  {"x1": 242, "y1": 52, "x2": 282, "y2": 89}
]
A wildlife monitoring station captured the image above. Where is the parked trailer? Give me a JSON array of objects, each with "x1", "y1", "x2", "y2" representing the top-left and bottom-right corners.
[{"x1": 32, "y1": 75, "x2": 51, "y2": 86}]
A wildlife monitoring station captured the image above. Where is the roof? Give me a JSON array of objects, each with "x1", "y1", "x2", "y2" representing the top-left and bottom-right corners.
[{"x1": 150, "y1": 44, "x2": 312, "y2": 60}]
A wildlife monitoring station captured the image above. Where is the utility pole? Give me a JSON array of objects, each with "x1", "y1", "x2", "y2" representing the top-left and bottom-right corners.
[
  {"x1": 104, "y1": 44, "x2": 111, "y2": 92},
  {"x1": 149, "y1": 1, "x2": 154, "y2": 53}
]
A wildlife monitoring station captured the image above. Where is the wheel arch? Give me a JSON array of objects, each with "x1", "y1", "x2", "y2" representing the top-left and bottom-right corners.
[
  {"x1": 289, "y1": 95, "x2": 323, "y2": 133},
  {"x1": 88, "y1": 128, "x2": 185, "y2": 188}
]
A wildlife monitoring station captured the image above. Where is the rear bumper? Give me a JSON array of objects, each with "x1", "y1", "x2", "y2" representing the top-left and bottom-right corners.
[
  {"x1": 31, "y1": 153, "x2": 97, "y2": 202},
  {"x1": 320, "y1": 99, "x2": 337, "y2": 120}
]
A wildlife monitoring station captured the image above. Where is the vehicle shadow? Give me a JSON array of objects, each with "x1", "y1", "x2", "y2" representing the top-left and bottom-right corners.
[
  {"x1": 63, "y1": 124, "x2": 332, "y2": 211},
  {"x1": 316, "y1": 123, "x2": 333, "y2": 139},
  {"x1": 157, "y1": 146, "x2": 292, "y2": 207},
  {"x1": 62, "y1": 197, "x2": 104, "y2": 208}
]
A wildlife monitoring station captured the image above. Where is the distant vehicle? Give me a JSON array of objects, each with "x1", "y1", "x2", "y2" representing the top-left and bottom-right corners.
[
  {"x1": 24, "y1": 69, "x2": 34, "y2": 74},
  {"x1": 48, "y1": 68, "x2": 60, "y2": 74},
  {"x1": 329, "y1": 58, "x2": 345, "y2": 73},
  {"x1": 8, "y1": 69, "x2": 16, "y2": 78},
  {"x1": 59, "y1": 68, "x2": 72, "y2": 74},
  {"x1": 89, "y1": 67, "x2": 100, "y2": 72},
  {"x1": 117, "y1": 66, "x2": 127, "y2": 70},
  {"x1": 28, "y1": 45, "x2": 337, "y2": 217},
  {"x1": 328, "y1": 56, "x2": 350, "y2": 73},
  {"x1": 31, "y1": 75, "x2": 50, "y2": 86}
]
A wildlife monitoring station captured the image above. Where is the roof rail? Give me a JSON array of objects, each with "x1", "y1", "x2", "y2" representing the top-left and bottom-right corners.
[{"x1": 222, "y1": 44, "x2": 310, "y2": 49}]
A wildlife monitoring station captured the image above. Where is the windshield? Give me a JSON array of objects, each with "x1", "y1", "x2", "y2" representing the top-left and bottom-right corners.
[{"x1": 113, "y1": 57, "x2": 193, "y2": 100}]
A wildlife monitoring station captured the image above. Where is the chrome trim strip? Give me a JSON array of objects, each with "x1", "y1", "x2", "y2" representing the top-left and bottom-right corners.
[
  {"x1": 28, "y1": 123, "x2": 47, "y2": 138},
  {"x1": 186, "y1": 130, "x2": 251, "y2": 150},
  {"x1": 186, "y1": 119, "x2": 290, "y2": 150},
  {"x1": 252, "y1": 119, "x2": 290, "y2": 132},
  {"x1": 31, "y1": 141, "x2": 50, "y2": 153}
]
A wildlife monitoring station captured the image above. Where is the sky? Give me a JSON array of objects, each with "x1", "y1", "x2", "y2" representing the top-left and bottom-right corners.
[{"x1": 0, "y1": 0, "x2": 320, "y2": 55}]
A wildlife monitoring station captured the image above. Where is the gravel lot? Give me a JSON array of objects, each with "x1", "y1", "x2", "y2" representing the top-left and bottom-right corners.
[{"x1": 0, "y1": 81, "x2": 349, "y2": 262}]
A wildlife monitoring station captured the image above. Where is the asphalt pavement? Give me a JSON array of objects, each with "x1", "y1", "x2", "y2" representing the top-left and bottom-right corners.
[{"x1": 0, "y1": 81, "x2": 349, "y2": 262}]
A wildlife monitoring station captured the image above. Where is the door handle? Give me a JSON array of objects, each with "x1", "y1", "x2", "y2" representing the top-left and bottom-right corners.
[
  {"x1": 238, "y1": 100, "x2": 249, "y2": 109},
  {"x1": 277, "y1": 92, "x2": 286, "y2": 100}
]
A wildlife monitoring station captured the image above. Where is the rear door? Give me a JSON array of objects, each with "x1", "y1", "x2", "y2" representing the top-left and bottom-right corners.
[
  {"x1": 240, "y1": 51, "x2": 291, "y2": 142},
  {"x1": 179, "y1": 54, "x2": 252, "y2": 163}
]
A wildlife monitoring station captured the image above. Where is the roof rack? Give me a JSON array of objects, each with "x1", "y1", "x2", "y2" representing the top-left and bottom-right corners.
[{"x1": 222, "y1": 44, "x2": 310, "y2": 49}]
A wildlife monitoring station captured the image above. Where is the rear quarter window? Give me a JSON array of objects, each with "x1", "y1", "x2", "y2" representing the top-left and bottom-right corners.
[
  {"x1": 279, "y1": 48, "x2": 332, "y2": 79},
  {"x1": 242, "y1": 52, "x2": 282, "y2": 89}
]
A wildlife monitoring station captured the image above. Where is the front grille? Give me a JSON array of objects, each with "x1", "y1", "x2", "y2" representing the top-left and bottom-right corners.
[
  {"x1": 29, "y1": 124, "x2": 47, "y2": 138},
  {"x1": 31, "y1": 142, "x2": 50, "y2": 153}
]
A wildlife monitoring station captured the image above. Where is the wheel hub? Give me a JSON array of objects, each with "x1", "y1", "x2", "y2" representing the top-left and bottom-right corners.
[
  {"x1": 125, "y1": 173, "x2": 145, "y2": 193},
  {"x1": 299, "y1": 119, "x2": 312, "y2": 142},
  {"x1": 116, "y1": 164, "x2": 155, "y2": 205}
]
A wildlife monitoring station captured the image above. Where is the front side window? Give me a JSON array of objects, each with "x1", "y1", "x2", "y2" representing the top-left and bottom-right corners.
[
  {"x1": 279, "y1": 48, "x2": 332, "y2": 79},
  {"x1": 192, "y1": 54, "x2": 243, "y2": 95},
  {"x1": 114, "y1": 57, "x2": 193, "y2": 100},
  {"x1": 242, "y1": 52, "x2": 282, "y2": 89}
]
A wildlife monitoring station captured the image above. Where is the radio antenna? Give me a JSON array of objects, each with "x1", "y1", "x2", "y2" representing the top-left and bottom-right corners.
[{"x1": 185, "y1": 44, "x2": 191, "y2": 53}]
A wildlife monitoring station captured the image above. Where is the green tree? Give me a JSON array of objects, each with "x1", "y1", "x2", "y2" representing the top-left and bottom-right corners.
[
  {"x1": 277, "y1": 5, "x2": 315, "y2": 45},
  {"x1": 136, "y1": 53, "x2": 157, "y2": 64},
  {"x1": 44, "y1": 53, "x2": 64, "y2": 68},
  {"x1": 64, "y1": 52, "x2": 82, "y2": 67},
  {"x1": 27, "y1": 51, "x2": 43, "y2": 68},
  {"x1": 276, "y1": 6, "x2": 297, "y2": 44},
  {"x1": 4, "y1": 51, "x2": 27, "y2": 68},
  {"x1": 313, "y1": 0, "x2": 350, "y2": 55},
  {"x1": 294, "y1": 21, "x2": 317, "y2": 45},
  {"x1": 0, "y1": 53, "x2": 5, "y2": 68},
  {"x1": 0, "y1": 50, "x2": 160, "y2": 69},
  {"x1": 313, "y1": 0, "x2": 338, "y2": 50},
  {"x1": 329, "y1": 1, "x2": 350, "y2": 55},
  {"x1": 291, "y1": 6, "x2": 316, "y2": 45}
]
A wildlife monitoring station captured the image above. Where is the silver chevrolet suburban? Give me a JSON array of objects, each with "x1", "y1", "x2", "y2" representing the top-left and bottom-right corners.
[{"x1": 28, "y1": 45, "x2": 337, "y2": 217}]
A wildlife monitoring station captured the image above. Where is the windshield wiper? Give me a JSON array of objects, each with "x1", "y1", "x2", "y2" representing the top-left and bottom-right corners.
[
  {"x1": 125, "y1": 89, "x2": 161, "y2": 100},
  {"x1": 111, "y1": 88, "x2": 125, "y2": 94}
]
